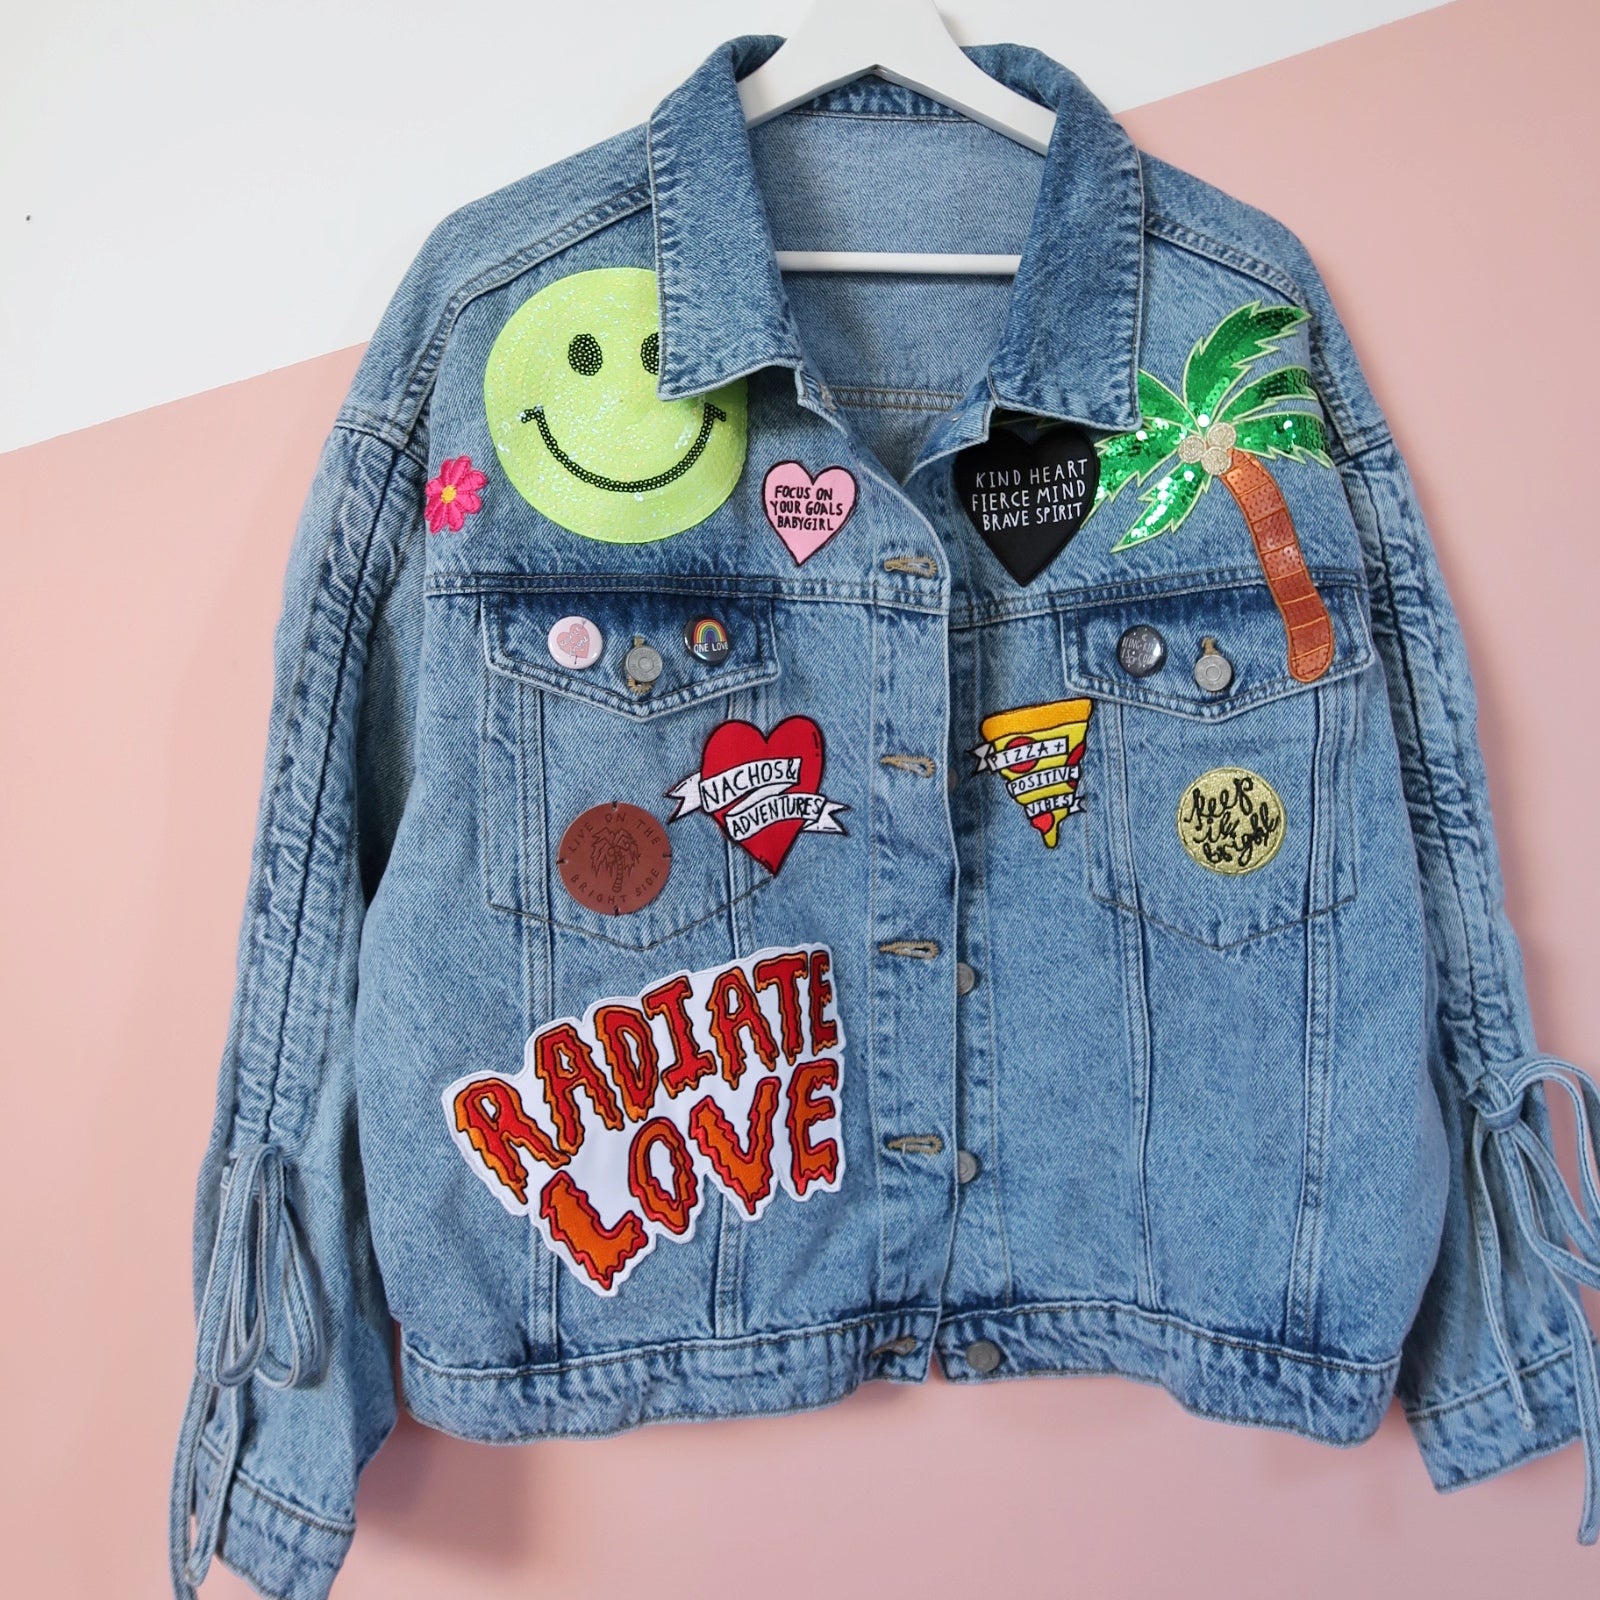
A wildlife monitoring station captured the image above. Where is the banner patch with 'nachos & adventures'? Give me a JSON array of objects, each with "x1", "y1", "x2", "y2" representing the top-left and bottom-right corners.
[
  {"x1": 443, "y1": 946, "x2": 845, "y2": 1294},
  {"x1": 667, "y1": 716, "x2": 847, "y2": 875}
]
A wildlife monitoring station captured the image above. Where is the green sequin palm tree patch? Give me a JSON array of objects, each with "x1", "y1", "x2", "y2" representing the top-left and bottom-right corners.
[
  {"x1": 484, "y1": 267, "x2": 748, "y2": 544},
  {"x1": 1089, "y1": 302, "x2": 1339, "y2": 682}
]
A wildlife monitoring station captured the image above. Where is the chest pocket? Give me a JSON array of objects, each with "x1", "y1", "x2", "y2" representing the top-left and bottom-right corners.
[
  {"x1": 478, "y1": 584, "x2": 780, "y2": 951},
  {"x1": 1065, "y1": 574, "x2": 1374, "y2": 950}
]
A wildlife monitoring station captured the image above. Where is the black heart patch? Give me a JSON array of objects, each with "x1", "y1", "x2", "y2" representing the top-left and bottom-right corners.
[{"x1": 953, "y1": 417, "x2": 1100, "y2": 585}]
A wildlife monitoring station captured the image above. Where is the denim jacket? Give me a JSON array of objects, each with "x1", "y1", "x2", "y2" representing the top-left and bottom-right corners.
[{"x1": 171, "y1": 35, "x2": 1600, "y2": 1599}]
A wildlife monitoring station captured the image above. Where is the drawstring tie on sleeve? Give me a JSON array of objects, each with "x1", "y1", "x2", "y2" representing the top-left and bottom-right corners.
[
  {"x1": 1468, "y1": 1055, "x2": 1600, "y2": 1544},
  {"x1": 169, "y1": 1144, "x2": 323, "y2": 1598}
]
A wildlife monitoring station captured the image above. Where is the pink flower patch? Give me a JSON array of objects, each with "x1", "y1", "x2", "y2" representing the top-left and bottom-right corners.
[{"x1": 425, "y1": 455, "x2": 488, "y2": 533}]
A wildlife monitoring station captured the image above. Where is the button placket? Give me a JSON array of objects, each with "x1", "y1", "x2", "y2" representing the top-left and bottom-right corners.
[
  {"x1": 847, "y1": 446, "x2": 960, "y2": 1313},
  {"x1": 939, "y1": 610, "x2": 1013, "y2": 1311}
]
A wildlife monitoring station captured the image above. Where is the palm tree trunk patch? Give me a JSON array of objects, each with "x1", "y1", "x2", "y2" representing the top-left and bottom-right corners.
[{"x1": 1089, "y1": 302, "x2": 1338, "y2": 684}]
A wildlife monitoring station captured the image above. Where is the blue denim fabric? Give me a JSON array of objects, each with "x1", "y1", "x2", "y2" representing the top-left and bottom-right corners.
[{"x1": 171, "y1": 34, "x2": 1600, "y2": 1600}]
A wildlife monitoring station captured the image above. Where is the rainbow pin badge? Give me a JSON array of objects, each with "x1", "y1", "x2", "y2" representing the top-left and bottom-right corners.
[{"x1": 683, "y1": 615, "x2": 731, "y2": 666}]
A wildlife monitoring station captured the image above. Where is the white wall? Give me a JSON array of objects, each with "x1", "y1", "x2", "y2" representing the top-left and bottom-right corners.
[{"x1": 0, "y1": 0, "x2": 1452, "y2": 452}]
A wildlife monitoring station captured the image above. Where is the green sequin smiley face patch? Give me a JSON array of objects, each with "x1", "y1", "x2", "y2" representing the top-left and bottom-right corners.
[{"x1": 484, "y1": 267, "x2": 748, "y2": 543}]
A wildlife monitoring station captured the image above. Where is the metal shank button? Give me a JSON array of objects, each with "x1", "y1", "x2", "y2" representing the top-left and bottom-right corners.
[
  {"x1": 1116, "y1": 624, "x2": 1167, "y2": 678},
  {"x1": 956, "y1": 962, "x2": 979, "y2": 996},
  {"x1": 956, "y1": 1149, "x2": 981, "y2": 1185},
  {"x1": 965, "y1": 1339, "x2": 1003, "y2": 1374},
  {"x1": 624, "y1": 641, "x2": 664, "y2": 690},
  {"x1": 870, "y1": 1335, "x2": 918, "y2": 1358},
  {"x1": 1193, "y1": 637, "x2": 1234, "y2": 694}
]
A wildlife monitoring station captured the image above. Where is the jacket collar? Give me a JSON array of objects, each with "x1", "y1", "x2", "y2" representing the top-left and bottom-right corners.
[{"x1": 646, "y1": 35, "x2": 1144, "y2": 432}]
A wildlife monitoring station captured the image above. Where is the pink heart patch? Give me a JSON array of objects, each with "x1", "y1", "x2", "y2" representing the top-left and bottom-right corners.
[
  {"x1": 556, "y1": 625, "x2": 590, "y2": 661},
  {"x1": 699, "y1": 716, "x2": 826, "y2": 875},
  {"x1": 762, "y1": 461, "x2": 858, "y2": 565}
]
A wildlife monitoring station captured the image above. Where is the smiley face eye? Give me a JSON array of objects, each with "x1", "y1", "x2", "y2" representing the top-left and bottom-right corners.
[
  {"x1": 640, "y1": 332, "x2": 659, "y2": 376},
  {"x1": 568, "y1": 333, "x2": 603, "y2": 376}
]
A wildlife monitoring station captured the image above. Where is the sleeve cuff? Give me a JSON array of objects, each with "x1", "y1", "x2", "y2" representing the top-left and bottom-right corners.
[
  {"x1": 196, "y1": 1435, "x2": 354, "y2": 1600},
  {"x1": 1407, "y1": 1340, "x2": 1587, "y2": 1493}
]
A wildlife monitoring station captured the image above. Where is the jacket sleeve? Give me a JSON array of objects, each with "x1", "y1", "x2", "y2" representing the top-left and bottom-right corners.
[
  {"x1": 1283, "y1": 240, "x2": 1600, "y2": 1539},
  {"x1": 169, "y1": 413, "x2": 426, "y2": 1600}
]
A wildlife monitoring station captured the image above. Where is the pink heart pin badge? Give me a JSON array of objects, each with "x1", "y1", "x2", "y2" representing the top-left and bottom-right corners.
[
  {"x1": 762, "y1": 461, "x2": 858, "y2": 565},
  {"x1": 547, "y1": 615, "x2": 603, "y2": 671}
]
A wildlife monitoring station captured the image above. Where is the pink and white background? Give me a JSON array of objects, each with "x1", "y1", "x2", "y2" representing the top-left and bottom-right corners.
[{"x1": 3, "y1": 1, "x2": 1597, "y2": 1594}]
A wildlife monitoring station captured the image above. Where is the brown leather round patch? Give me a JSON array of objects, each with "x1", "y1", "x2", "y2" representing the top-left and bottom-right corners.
[{"x1": 557, "y1": 802, "x2": 672, "y2": 916}]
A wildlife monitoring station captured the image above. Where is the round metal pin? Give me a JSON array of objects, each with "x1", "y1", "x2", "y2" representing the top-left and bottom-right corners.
[
  {"x1": 557, "y1": 802, "x2": 672, "y2": 915},
  {"x1": 547, "y1": 615, "x2": 603, "y2": 670},
  {"x1": 683, "y1": 615, "x2": 730, "y2": 665},
  {"x1": 1117, "y1": 624, "x2": 1166, "y2": 678},
  {"x1": 1193, "y1": 637, "x2": 1235, "y2": 694}
]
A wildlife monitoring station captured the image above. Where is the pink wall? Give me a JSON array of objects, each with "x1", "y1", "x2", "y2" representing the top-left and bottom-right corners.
[{"x1": 4, "y1": 1, "x2": 1597, "y2": 1594}]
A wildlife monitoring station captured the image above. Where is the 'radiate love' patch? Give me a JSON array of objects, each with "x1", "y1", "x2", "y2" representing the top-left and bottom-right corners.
[{"x1": 444, "y1": 945, "x2": 845, "y2": 1294}]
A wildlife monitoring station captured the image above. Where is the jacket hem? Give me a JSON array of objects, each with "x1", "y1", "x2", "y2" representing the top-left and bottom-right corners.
[
  {"x1": 399, "y1": 1297, "x2": 1398, "y2": 1450},
  {"x1": 1406, "y1": 1340, "x2": 1589, "y2": 1492},
  {"x1": 195, "y1": 1436, "x2": 353, "y2": 1600}
]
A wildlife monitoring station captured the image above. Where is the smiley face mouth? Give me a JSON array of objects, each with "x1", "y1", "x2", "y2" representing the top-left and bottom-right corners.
[{"x1": 518, "y1": 400, "x2": 727, "y2": 494}]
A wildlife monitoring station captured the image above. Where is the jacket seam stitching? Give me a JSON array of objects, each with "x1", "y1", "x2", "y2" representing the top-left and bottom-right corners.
[
  {"x1": 1086, "y1": 884, "x2": 1358, "y2": 949},
  {"x1": 1341, "y1": 454, "x2": 1505, "y2": 1071},
  {"x1": 426, "y1": 567, "x2": 1362, "y2": 623},
  {"x1": 866, "y1": 607, "x2": 892, "y2": 1297},
  {"x1": 973, "y1": 624, "x2": 1017, "y2": 1309},
  {"x1": 401, "y1": 1298, "x2": 1394, "y2": 1381},
  {"x1": 401, "y1": 1307, "x2": 942, "y2": 1378},
  {"x1": 368, "y1": 181, "x2": 654, "y2": 450},
  {"x1": 485, "y1": 882, "x2": 774, "y2": 951},
  {"x1": 196, "y1": 1435, "x2": 357, "y2": 1537},
  {"x1": 979, "y1": 1299, "x2": 1397, "y2": 1374},
  {"x1": 1404, "y1": 1342, "x2": 1576, "y2": 1422},
  {"x1": 255, "y1": 441, "x2": 402, "y2": 1139},
  {"x1": 331, "y1": 414, "x2": 428, "y2": 470},
  {"x1": 428, "y1": 571, "x2": 950, "y2": 616}
]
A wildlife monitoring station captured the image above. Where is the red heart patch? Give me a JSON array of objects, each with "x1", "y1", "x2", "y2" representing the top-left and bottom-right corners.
[{"x1": 699, "y1": 717, "x2": 825, "y2": 875}]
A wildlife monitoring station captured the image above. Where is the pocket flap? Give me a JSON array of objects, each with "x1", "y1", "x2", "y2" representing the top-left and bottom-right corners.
[
  {"x1": 1062, "y1": 573, "x2": 1373, "y2": 720},
  {"x1": 481, "y1": 584, "x2": 779, "y2": 719}
]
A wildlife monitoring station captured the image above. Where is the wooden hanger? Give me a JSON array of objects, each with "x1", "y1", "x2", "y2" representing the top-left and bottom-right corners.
[{"x1": 737, "y1": 0, "x2": 1054, "y2": 275}]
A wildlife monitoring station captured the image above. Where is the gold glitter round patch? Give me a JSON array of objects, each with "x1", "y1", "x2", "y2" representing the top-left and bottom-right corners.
[{"x1": 1176, "y1": 767, "x2": 1285, "y2": 876}]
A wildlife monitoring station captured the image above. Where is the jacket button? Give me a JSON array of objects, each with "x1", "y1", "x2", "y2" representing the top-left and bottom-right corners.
[
  {"x1": 870, "y1": 1335, "x2": 919, "y2": 1358},
  {"x1": 956, "y1": 962, "x2": 979, "y2": 995},
  {"x1": 956, "y1": 1149, "x2": 981, "y2": 1184},
  {"x1": 965, "y1": 1339, "x2": 1003, "y2": 1374},
  {"x1": 1193, "y1": 637, "x2": 1234, "y2": 693},
  {"x1": 624, "y1": 639, "x2": 664, "y2": 691},
  {"x1": 1116, "y1": 624, "x2": 1166, "y2": 678}
]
